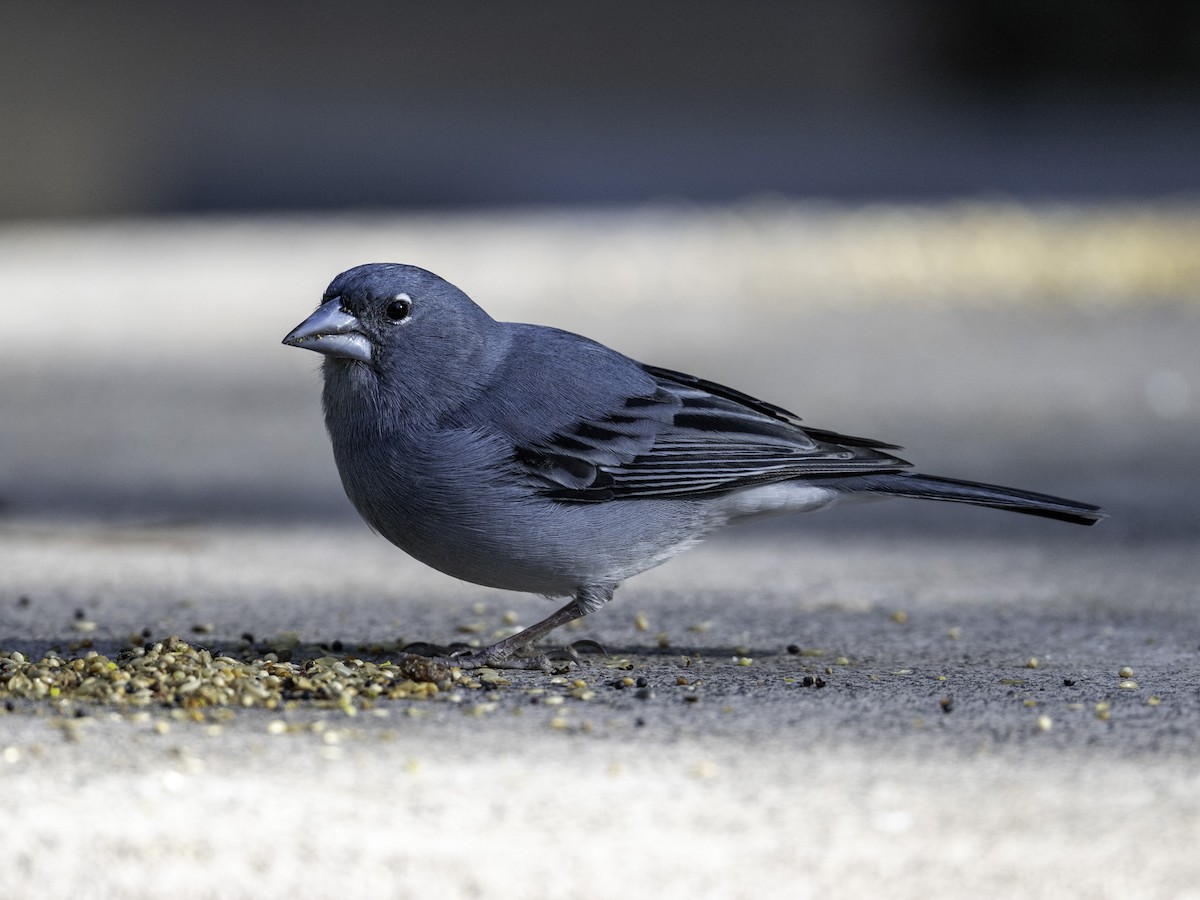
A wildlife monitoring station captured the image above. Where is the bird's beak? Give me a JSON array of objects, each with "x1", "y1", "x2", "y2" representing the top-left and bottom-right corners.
[{"x1": 282, "y1": 299, "x2": 372, "y2": 363}]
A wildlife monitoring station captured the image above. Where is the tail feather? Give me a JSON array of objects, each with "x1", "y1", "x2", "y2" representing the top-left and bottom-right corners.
[{"x1": 845, "y1": 473, "x2": 1106, "y2": 526}]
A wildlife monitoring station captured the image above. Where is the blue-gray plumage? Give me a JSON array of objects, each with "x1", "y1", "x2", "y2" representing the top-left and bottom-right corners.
[{"x1": 283, "y1": 263, "x2": 1105, "y2": 668}]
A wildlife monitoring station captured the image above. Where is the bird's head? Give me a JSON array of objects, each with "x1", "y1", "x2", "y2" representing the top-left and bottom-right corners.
[{"x1": 284, "y1": 263, "x2": 507, "y2": 422}]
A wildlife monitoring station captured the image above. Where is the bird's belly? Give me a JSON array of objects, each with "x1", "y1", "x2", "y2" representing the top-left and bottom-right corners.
[{"x1": 354, "y1": 476, "x2": 707, "y2": 597}]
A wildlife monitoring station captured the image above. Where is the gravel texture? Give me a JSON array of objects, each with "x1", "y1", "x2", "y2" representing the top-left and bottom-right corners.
[{"x1": 1, "y1": 207, "x2": 1198, "y2": 899}]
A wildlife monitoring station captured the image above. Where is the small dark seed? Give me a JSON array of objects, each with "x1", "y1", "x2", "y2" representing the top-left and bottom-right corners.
[
  {"x1": 331, "y1": 640, "x2": 344, "y2": 652},
  {"x1": 17, "y1": 596, "x2": 30, "y2": 608},
  {"x1": 814, "y1": 677, "x2": 826, "y2": 688},
  {"x1": 634, "y1": 687, "x2": 654, "y2": 700},
  {"x1": 1063, "y1": 678, "x2": 1076, "y2": 687},
  {"x1": 74, "y1": 608, "x2": 86, "y2": 620},
  {"x1": 786, "y1": 644, "x2": 801, "y2": 655},
  {"x1": 635, "y1": 676, "x2": 648, "y2": 688},
  {"x1": 635, "y1": 717, "x2": 645, "y2": 727},
  {"x1": 800, "y1": 675, "x2": 815, "y2": 687}
]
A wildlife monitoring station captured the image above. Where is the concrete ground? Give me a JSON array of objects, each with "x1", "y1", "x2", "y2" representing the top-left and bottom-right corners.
[{"x1": 1, "y1": 207, "x2": 1198, "y2": 899}]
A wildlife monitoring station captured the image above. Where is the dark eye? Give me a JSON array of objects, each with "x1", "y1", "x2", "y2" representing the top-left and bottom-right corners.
[{"x1": 385, "y1": 296, "x2": 412, "y2": 322}]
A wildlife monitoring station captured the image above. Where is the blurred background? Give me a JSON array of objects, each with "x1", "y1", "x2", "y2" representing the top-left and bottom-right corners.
[
  {"x1": 3, "y1": 0, "x2": 1200, "y2": 216},
  {"x1": 0, "y1": 0, "x2": 1197, "y2": 535}
]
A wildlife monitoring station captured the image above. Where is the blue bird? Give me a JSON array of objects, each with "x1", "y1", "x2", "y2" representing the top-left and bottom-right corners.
[{"x1": 284, "y1": 263, "x2": 1104, "y2": 668}]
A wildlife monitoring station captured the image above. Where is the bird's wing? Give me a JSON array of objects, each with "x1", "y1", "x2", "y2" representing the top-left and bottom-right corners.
[{"x1": 507, "y1": 358, "x2": 911, "y2": 503}]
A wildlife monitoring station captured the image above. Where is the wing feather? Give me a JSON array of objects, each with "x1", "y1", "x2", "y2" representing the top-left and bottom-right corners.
[{"x1": 513, "y1": 364, "x2": 909, "y2": 502}]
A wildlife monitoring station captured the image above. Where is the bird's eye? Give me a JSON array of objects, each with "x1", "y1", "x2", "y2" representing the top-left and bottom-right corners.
[{"x1": 385, "y1": 295, "x2": 412, "y2": 323}]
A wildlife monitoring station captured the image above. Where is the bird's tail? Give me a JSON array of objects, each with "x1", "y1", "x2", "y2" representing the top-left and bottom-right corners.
[{"x1": 842, "y1": 473, "x2": 1106, "y2": 526}]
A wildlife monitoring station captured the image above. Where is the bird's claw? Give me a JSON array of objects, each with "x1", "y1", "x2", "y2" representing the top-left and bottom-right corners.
[
  {"x1": 568, "y1": 639, "x2": 608, "y2": 656},
  {"x1": 401, "y1": 642, "x2": 571, "y2": 673}
]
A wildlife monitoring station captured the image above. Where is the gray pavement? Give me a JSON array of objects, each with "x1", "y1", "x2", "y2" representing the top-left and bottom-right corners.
[{"x1": 1, "y1": 211, "x2": 1198, "y2": 898}]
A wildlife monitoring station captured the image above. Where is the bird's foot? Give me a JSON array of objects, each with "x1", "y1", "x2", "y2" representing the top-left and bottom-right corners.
[
  {"x1": 401, "y1": 640, "x2": 605, "y2": 673},
  {"x1": 398, "y1": 597, "x2": 607, "y2": 673}
]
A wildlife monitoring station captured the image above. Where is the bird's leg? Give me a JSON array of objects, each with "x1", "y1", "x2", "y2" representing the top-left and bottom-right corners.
[{"x1": 441, "y1": 586, "x2": 613, "y2": 671}]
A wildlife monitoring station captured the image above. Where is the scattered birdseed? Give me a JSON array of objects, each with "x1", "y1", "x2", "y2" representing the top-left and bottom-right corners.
[
  {"x1": 2, "y1": 746, "x2": 19, "y2": 764},
  {"x1": 1147, "y1": 696, "x2": 1162, "y2": 706},
  {"x1": 688, "y1": 621, "x2": 712, "y2": 633},
  {"x1": 502, "y1": 610, "x2": 519, "y2": 625},
  {"x1": 947, "y1": 627, "x2": 961, "y2": 640},
  {"x1": 602, "y1": 658, "x2": 634, "y2": 670},
  {"x1": 939, "y1": 696, "x2": 953, "y2": 713},
  {"x1": 1036, "y1": 714, "x2": 1053, "y2": 732},
  {"x1": 1119, "y1": 680, "x2": 1139, "y2": 690},
  {"x1": 835, "y1": 656, "x2": 849, "y2": 666},
  {"x1": 634, "y1": 612, "x2": 650, "y2": 632},
  {"x1": 1026, "y1": 657, "x2": 1039, "y2": 669},
  {"x1": 1118, "y1": 666, "x2": 1134, "y2": 678},
  {"x1": 891, "y1": 610, "x2": 908, "y2": 624},
  {"x1": 0, "y1": 636, "x2": 461, "y2": 715},
  {"x1": 735, "y1": 657, "x2": 753, "y2": 667},
  {"x1": 71, "y1": 621, "x2": 97, "y2": 633},
  {"x1": 786, "y1": 644, "x2": 800, "y2": 655},
  {"x1": 477, "y1": 668, "x2": 511, "y2": 687}
]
